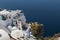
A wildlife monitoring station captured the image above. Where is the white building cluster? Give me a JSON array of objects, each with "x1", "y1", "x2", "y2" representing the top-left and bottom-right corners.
[{"x1": 0, "y1": 9, "x2": 36, "y2": 40}]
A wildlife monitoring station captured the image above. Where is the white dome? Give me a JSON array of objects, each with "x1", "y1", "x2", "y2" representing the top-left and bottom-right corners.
[
  {"x1": 11, "y1": 30, "x2": 24, "y2": 39},
  {"x1": 57, "y1": 37, "x2": 60, "y2": 40},
  {"x1": 0, "y1": 29, "x2": 10, "y2": 40},
  {"x1": 8, "y1": 26, "x2": 12, "y2": 31}
]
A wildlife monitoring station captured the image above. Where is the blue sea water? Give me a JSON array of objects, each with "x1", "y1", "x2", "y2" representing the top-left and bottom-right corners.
[{"x1": 0, "y1": 0, "x2": 60, "y2": 37}]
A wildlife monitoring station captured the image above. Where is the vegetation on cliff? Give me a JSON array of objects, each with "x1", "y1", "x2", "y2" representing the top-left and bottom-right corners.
[
  {"x1": 28, "y1": 22, "x2": 60, "y2": 40},
  {"x1": 30, "y1": 22, "x2": 44, "y2": 40}
]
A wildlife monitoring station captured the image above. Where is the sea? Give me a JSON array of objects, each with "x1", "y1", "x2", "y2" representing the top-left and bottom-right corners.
[{"x1": 0, "y1": 0, "x2": 60, "y2": 37}]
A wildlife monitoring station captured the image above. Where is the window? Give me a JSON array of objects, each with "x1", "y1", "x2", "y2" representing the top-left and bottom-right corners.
[{"x1": 2, "y1": 15, "x2": 7, "y2": 20}]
